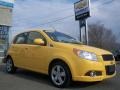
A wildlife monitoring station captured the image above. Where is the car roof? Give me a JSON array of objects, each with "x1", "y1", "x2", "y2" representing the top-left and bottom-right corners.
[
  {"x1": 16, "y1": 28, "x2": 56, "y2": 35},
  {"x1": 13, "y1": 28, "x2": 56, "y2": 43}
]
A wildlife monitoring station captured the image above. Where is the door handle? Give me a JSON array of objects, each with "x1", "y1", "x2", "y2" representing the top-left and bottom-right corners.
[{"x1": 25, "y1": 48, "x2": 28, "y2": 50}]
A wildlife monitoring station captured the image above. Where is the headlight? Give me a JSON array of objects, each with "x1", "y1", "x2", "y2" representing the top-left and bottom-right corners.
[{"x1": 73, "y1": 48, "x2": 98, "y2": 61}]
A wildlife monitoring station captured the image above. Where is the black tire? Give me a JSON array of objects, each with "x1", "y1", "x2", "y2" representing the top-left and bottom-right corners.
[
  {"x1": 6, "y1": 57, "x2": 16, "y2": 73},
  {"x1": 49, "y1": 61, "x2": 71, "y2": 88}
]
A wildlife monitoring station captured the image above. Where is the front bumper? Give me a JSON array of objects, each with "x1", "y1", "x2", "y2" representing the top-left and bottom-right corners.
[
  {"x1": 73, "y1": 73, "x2": 116, "y2": 82},
  {"x1": 71, "y1": 57, "x2": 116, "y2": 82}
]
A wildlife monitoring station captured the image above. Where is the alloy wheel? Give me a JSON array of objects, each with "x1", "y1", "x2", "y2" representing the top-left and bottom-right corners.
[{"x1": 51, "y1": 65, "x2": 66, "y2": 86}]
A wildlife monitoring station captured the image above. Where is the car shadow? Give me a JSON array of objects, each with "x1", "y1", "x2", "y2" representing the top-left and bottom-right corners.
[
  {"x1": 68, "y1": 81, "x2": 101, "y2": 89},
  {"x1": 0, "y1": 64, "x2": 104, "y2": 89},
  {"x1": 0, "y1": 64, "x2": 52, "y2": 86}
]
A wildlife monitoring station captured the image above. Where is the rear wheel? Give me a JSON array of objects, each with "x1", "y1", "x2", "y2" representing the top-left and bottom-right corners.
[
  {"x1": 6, "y1": 57, "x2": 16, "y2": 73},
  {"x1": 49, "y1": 61, "x2": 71, "y2": 88}
]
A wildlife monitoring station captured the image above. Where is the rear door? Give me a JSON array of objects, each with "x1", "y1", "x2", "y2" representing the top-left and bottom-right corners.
[{"x1": 12, "y1": 32, "x2": 28, "y2": 67}]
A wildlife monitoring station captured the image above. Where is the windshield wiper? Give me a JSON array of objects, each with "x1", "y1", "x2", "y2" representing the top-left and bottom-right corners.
[
  {"x1": 71, "y1": 42, "x2": 82, "y2": 44},
  {"x1": 60, "y1": 40, "x2": 70, "y2": 43},
  {"x1": 60, "y1": 40, "x2": 82, "y2": 45}
]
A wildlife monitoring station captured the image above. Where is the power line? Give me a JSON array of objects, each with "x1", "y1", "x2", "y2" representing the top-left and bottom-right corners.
[
  {"x1": 14, "y1": 7, "x2": 73, "y2": 23},
  {"x1": 14, "y1": 0, "x2": 101, "y2": 23},
  {"x1": 31, "y1": 15, "x2": 74, "y2": 27},
  {"x1": 14, "y1": 0, "x2": 115, "y2": 28},
  {"x1": 102, "y1": 0, "x2": 114, "y2": 5},
  {"x1": 30, "y1": 0, "x2": 115, "y2": 27}
]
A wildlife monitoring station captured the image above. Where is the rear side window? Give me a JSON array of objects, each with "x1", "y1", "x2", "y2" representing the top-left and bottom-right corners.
[{"x1": 13, "y1": 33, "x2": 28, "y2": 44}]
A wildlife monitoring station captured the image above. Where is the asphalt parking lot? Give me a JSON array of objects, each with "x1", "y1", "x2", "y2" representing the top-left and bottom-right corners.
[{"x1": 0, "y1": 60, "x2": 120, "y2": 90}]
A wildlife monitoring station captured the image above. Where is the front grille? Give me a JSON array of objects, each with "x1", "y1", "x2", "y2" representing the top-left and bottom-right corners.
[
  {"x1": 102, "y1": 54, "x2": 114, "y2": 61},
  {"x1": 105, "y1": 65, "x2": 115, "y2": 75}
]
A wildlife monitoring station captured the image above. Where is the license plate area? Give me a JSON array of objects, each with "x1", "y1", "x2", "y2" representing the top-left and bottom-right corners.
[{"x1": 105, "y1": 65, "x2": 115, "y2": 75}]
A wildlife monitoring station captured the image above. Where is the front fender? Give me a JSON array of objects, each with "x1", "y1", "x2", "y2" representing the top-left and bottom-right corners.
[{"x1": 48, "y1": 54, "x2": 76, "y2": 77}]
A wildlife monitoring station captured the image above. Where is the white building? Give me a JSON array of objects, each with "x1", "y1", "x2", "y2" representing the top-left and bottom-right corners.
[{"x1": 0, "y1": 0, "x2": 14, "y2": 50}]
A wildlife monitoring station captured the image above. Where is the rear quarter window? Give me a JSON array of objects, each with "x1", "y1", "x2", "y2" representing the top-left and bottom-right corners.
[{"x1": 13, "y1": 32, "x2": 28, "y2": 44}]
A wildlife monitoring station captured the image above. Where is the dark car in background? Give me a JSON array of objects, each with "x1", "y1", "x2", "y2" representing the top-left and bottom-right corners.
[{"x1": 113, "y1": 50, "x2": 120, "y2": 61}]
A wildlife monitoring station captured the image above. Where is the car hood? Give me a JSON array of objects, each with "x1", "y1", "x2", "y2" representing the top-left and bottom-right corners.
[
  {"x1": 75, "y1": 45, "x2": 112, "y2": 55},
  {"x1": 55, "y1": 42, "x2": 112, "y2": 56}
]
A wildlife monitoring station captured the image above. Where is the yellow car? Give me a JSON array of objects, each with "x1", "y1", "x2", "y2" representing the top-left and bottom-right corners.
[{"x1": 5, "y1": 29, "x2": 116, "y2": 88}]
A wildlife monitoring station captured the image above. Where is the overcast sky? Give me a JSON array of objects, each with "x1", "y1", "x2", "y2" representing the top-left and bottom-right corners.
[{"x1": 11, "y1": 0, "x2": 120, "y2": 41}]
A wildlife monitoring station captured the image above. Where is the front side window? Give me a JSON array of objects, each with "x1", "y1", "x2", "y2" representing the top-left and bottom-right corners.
[
  {"x1": 13, "y1": 33, "x2": 28, "y2": 44},
  {"x1": 44, "y1": 31, "x2": 81, "y2": 44},
  {"x1": 27, "y1": 31, "x2": 46, "y2": 45}
]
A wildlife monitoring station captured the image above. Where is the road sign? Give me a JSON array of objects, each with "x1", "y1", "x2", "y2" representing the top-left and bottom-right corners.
[{"x1": 74, "y1": 0, "x2": 90, "y2": 20}]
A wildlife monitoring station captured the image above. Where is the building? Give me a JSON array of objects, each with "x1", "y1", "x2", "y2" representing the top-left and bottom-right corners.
[{"x1": 0, "y1": 0, "x2": 14, "y2": 51}]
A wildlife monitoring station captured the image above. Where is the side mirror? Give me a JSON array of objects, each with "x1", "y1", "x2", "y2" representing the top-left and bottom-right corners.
[{"x1": 34, "y1": 38, "x2": 45, "y2": 45}]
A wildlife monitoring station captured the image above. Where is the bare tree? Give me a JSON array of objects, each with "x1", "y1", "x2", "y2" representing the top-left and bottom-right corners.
[{"x1": 88, "y1": 23, "x2": 119, "y2": 51}]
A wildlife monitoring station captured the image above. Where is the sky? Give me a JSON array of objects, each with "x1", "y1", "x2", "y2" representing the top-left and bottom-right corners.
[{"x1": 11, "y1": 0, "x2": 120, "y2": 42}]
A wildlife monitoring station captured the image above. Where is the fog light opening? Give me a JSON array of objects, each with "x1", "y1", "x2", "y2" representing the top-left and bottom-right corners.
[
  {"x1": 90, "y1": 71, "x2": 97, "y2": 77},
  {"x1": 85, "y1": 71, "x2": 102, "y2": 77}
]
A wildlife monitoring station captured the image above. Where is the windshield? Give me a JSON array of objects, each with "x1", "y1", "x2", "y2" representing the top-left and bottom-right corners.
[{"x1": 44, "y1": 31, "x2": 82, "y2": 44}]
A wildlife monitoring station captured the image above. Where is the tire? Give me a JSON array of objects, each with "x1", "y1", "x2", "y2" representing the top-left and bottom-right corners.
[
  {"x1": 6, "y1": 57, "x2": 16, "y2": 73},
  {"x1": 49, "y1": 61, "x2": 71, "y2": 88}
]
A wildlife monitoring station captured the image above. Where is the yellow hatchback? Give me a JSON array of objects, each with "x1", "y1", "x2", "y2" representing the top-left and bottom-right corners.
[{"x1": 5, "y1": 29, "x2": 116, "y2": 88}]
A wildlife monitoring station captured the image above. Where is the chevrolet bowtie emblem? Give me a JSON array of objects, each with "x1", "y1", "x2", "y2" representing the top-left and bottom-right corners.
[{"x1": 111, "y1": 61, "x2": 114, "y2": 65}]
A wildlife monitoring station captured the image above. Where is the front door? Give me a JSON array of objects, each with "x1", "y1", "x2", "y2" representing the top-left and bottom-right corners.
[{"x1": 25, "y1": 31, "x2": 49, "y2": 72}]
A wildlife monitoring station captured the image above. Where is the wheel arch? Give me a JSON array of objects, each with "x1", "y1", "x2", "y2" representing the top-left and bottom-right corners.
[
  {"x1": 48, "y1": 58, "x2": 73, "y2": 78},
  {"x1": 4, "y1": 55, "x2": 12, "y2": 63}
]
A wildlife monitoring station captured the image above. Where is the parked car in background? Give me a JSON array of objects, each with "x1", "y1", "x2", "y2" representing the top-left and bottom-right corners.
[
  {"x1": 4, "y1": 29, "x2": 116, "y2": 88},
  {"x1": 113, "y1": 50, "x2": 120, "y2": 61}
]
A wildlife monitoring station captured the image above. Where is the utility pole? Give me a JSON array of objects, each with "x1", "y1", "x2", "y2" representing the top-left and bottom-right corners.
[
  {"x1": 84, "y1": 19, "x2": 89, "y2": 45},
  {"x1": 79, "y1": 20, "x2": 82, "y2": 42}
]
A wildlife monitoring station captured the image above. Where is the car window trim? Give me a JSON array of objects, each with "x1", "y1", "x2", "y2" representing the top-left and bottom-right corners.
[{"x1": 26, "y1": 31, "x2": 47, "y2": 46}]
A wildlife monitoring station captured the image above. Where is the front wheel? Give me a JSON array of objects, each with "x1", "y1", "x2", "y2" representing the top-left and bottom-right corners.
[
  {"x1": 6, "y1": 57, "x2": 16, "y2": 73},
  {"x1": 49, "y1": 62, "x2": 71, "y2": 88}
]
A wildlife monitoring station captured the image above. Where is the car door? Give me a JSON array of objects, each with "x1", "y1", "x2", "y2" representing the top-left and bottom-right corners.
[
  {"x1": 12, "y1": 32, "x2": 28, "y2": 67},
  {"x1": 25, "y1": 31, "x2": 49, "y2": 72}
]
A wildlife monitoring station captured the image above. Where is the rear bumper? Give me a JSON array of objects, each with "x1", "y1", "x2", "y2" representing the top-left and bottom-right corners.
[
  {"x1": 0, "y1": 57, "x2": 4, "y2": 64},
  {"x1": 1, "y1": 57, "x2": 6, "y2": 63}
]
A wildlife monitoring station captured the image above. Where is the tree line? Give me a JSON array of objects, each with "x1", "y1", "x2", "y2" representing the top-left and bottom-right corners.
[{"x1": 88, "y1": 23, "x2": 120, "y2": 51}]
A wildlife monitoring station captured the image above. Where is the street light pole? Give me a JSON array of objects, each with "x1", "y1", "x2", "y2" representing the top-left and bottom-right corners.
[
  {"x1": 85, "y1": 19, "x2": 89, "y2": 45},
  {"x1": 79, "y1": 20, "x2": 82, "y2": 42},
  {"x1": 79, "y1": 19, "x2": 88, "y2": 45}
]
